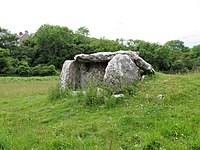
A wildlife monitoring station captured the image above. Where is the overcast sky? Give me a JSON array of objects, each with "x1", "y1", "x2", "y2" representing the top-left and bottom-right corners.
[{"x1": 1, "y1": 0, "x2": 200, "y2": 47}]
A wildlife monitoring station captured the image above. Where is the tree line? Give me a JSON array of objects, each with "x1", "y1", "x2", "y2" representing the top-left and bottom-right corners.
[{"x1": 0, "y1": 24, "x2": 200, "y2": 76}]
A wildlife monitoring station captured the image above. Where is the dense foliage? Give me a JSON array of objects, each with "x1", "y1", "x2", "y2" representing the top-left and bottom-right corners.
[{"x1": 0, "y1": 25, "x2": 200, "y2": 76}]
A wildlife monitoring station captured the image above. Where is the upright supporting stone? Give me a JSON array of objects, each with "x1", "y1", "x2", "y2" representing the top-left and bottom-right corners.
[
  {"x1": 104, "y1": 54, "x2": 140, "y2": 93},
  {"x1": 60, "y1": 60, "x2": 79, "y2": 90}
]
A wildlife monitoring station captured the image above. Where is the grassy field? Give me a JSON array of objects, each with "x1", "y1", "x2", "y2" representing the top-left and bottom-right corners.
[{"x1": 0, "y1": 73, "x2": 200, "y2": 150}]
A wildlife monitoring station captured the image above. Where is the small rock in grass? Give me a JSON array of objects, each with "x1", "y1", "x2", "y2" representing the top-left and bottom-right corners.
[
  {"x1": 113, "y1": 94, "x2": 124, "y2": 98},
  {"x1": 157, "y1": 94, "x2": 164, "y2": 100}
]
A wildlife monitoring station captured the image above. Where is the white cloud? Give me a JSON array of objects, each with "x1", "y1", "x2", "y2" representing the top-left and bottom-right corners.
[{"x1": 1, "y1": 0, "x2": 200, "y2": 47}]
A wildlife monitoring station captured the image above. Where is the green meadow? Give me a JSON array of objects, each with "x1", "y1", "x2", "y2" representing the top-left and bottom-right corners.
[{"x1": 0, "y1": 73, "x2": 200, "y2": 149}]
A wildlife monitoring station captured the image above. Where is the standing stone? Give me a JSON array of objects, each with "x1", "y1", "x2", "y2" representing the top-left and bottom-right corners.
[
  {"x1": 60, "y1": 60, "x2": 79, "y2": 90},
  {"x1": 104, "y1": 54, "x2": 140, "y2": 93}
]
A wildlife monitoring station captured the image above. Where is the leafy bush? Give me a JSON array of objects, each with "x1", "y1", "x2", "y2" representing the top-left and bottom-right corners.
[
  {"x1": 0, "y1": 57, "x2": 8, "y2": 73},
  {"x1": 17, "y1": 64, "x2": 32, "y2": 76},
  {"x1": 47, "y1": 65, "x2": 57, "y2": 75},
  {"x1": 171, "y1": 60, "x2": 187, "y2": 73},
  {"x1": 32, "y1": 64, "x2": 56, "y2": 76},
  {"x1": 193, "y1": 57, "x2": 200, "y2": 70}
]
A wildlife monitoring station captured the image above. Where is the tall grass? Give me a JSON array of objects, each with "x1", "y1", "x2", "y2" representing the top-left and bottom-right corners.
[{"x1": 48, "y1": 80, "x2": 124, "y2": 108}]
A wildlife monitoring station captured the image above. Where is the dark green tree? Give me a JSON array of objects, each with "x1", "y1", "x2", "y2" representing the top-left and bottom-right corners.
[
  {"x1": 0, "y1": 48, "x2": 10, "y2": 73},
  {"x1": 191, "y1": 44, "x2": 200, "y2": 69},
  {"x1": 0, "y1": 27, "x2": 18, "y2": 50},
  {"x1": 164, "y1": 40, "x2": 189, "y2": 52},
  {"x1": 132, "y1": 40, "x2": 159, "y2": 69},
  {"x1": 154, "y1": 45, "x2": 172, "y2": 71},
  {"x1": 33, "y1": 24, "x2": 74, "y2": 67},
  {"x1": 191, "y1": 44, "x2": 200, "y2": 58},
  {"x1": 90, "y1": 38, "x2": 125, "y2": 52},
  {"x1": 76, "y1": 26, "x2": 89, "y2": 37}
]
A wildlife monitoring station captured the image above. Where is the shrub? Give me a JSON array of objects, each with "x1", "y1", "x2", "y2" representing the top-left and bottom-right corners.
[
  {"x1": 0, "y1": 57, "x2": 8, "y2": 73},
  {"x1": 193, "y1": 57, "x2": 200, "y2": 70},
  {"x1": 47, "y1": 65, "x2": 57, "y2": 75},
  {"x1": 171, "y1": 60, "x2": 187, "y2": 73},
  {"x1": 32, "y1": 64, "x2": 56, "y2": 76},
  {"x1": 17, "y1": 64, "x2": 32, "y2": 76}
]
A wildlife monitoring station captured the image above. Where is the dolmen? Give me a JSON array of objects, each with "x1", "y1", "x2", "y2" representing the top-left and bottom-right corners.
[{"x1": 60, "y1": 50, "x2": 155, "y2": 93}]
